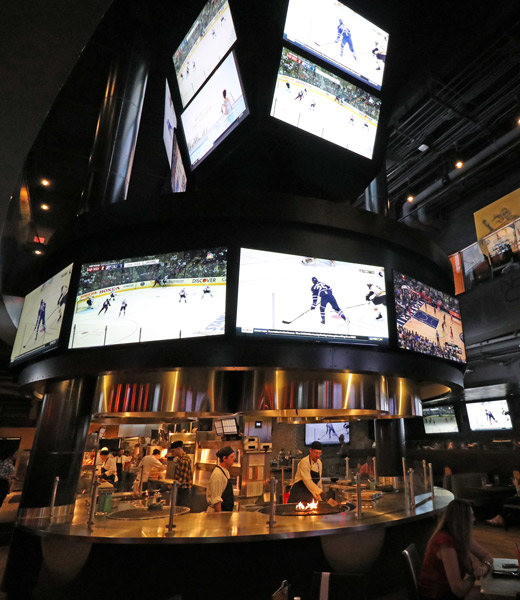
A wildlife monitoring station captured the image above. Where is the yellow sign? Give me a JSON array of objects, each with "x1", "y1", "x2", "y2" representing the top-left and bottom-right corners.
[{"x1": 474, "y1": 187, "x2": 520, "y2": 239}]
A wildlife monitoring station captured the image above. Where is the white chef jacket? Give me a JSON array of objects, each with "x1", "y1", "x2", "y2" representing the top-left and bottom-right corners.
[
  {"x1": 293, "y1": 455, "x2": 322, "y2": 497},
  {"x1": 96, "y1": 454, "x2": 118, "y2": 481},
  {"x1": 206, "y1": 465, "x2": 230, "y2": 510},
  {"x1": 140, "y1": 455, "x2": 166, "y2": 483}
]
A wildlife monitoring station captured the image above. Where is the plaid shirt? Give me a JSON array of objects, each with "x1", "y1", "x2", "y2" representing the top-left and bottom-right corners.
[{"x1": 173, "y1": 454, "x2": 193, "y2": 488}]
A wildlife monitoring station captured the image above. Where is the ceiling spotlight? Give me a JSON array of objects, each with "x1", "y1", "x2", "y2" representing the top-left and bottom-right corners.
[
  {"x1": 455, "y1": 160, "x2": 464, "y2": 169},
  {"x1": 40, "y1": 204, "x2": 50, "y2": 211},
  {"x1": 418, "y1": 144, "x2": 429, "y2": 152},
  {"x1": 41, "y1": 179, "x2": 50, "y2": 187},
  {"x1": 33, "y1": 249, "x2": 43, "y2": 256},
  {"x1": 406, "y1": 195, "x2": 414, "y2": 203}
]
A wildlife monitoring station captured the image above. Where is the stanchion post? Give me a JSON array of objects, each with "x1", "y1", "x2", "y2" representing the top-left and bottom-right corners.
[
  {"x1": 429, "y1": 463, "x2": 435, "y2": 498},
  {"x1": 87, "y1": 480, "x2": 99, "y2": 531},
  {"x1": 355, "y1": 473, "x2": 362, "y2": 519},
  {"x1": 408, "y1": 468, "x2": 415, "y2": 511},
  {"x1": 166, "y1": 481, "x2": 178, "y2": 534},
  {"x1": 267, "y1": 476, "x2": 277, "y2": 528}
]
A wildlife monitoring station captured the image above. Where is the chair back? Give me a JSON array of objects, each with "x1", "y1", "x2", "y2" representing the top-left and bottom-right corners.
[{"x1": 402, "y1": 543, "x2": 421, "y2": 600}]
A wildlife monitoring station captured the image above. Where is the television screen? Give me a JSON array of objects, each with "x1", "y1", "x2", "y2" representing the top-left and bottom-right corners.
[
  {"x1": 174, "y1": 0, "x2": 237, "y2": 108},
  {"x1": 171, "y1": 133, "x2": 187, "y2": 193},
  {"x1": 214, "y1": 420, "x2": 224, "y2": 436},
  {"x1": 270, "y1": 48, "x2": 381, "y2": 159},
  {"x1": 11, "y1": 263, "x2": 73, "y2": 364},
  {"x1": 394, "y1": 271, "x2": 466, "y2": 363},
  {"x1": 181, "y1": 51, "x2": 249, "y2": 169},
  {"x1": 466, "y1": 400, "x2": 513, "y2": 431},
  {"x1": 163, "y1": 79, "x2": 178, "y2": 166},
  {"x1": 221, "y1": 417, "x2": 238, "y2": 435},
  {"x1": 68, "y1": 248, "x2": 227, "y2": 349},
  {"x1": 305, "y1": 422, "x2": 350, "y2": 445},
  {"x1": 236, "y1": 248, "x2": 388, "y2": 345},
  {"x1": 423, "y1": 405, "x2": 459, "y2": 434},
  {"x1": 284, "y1": 0, "x2": 388, "y2": 91}
]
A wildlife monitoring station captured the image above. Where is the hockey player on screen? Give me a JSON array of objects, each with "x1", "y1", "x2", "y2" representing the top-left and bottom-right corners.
[
  {"x1": 201, "y1": 285, "x2": 213, "y2": 299},
  {"x1": 365, "y1": 283, "x2": 386, "y2": 320},
  {"x1": 335, "y1": 19, "x2": 357, "y2": 61},
  {"x1": 98, "y1": 298, "x2": 111, "y2": 315},
  {"x1": 310, "y1": 277, "x2": 347, "y2": 325},
  {"x1": 35, "y1": 299, "x2": 47, "y2": 340},
  {"x1": 119, "y1": 299, "x2": 127, "y2": 316},
  {"x1": 57, "y1": 285, "x2": 68, "y2": 322},
  {"x1": 86, "y1": 298, "x2": 94, "y2": 310},
  {"x1": 179, "y1": 288, "x2": 187, "y2": 303}
]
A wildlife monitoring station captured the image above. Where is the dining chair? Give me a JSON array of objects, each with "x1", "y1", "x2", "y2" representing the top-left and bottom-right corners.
[{"x1": 402, "y1": 543, "x2": 422, "y2": 600}]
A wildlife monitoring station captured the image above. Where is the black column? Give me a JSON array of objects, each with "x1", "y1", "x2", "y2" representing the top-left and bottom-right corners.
[
  {"x1": 364, "y1": 167, "x2": 389, "y2": 217},
  {"x1": 375, "y1": 419, "x2": 405, "y2": 476},
  {"x1": 79, "y1": 35, "x2": 149, "y2": 213},
  {"x1": 19, "y1": 377, "x2": 95, "y2": 511}
]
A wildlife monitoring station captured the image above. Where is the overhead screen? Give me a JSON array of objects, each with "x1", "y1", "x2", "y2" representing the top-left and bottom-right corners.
[
  {"x1": 173, "y1": 0, "x2": 237, "y2": 108},
  {"x1": 466, "y1": 400, "x2": 513, "y2": 432},
  {"x1": 11, "y1": 264, "x2": 73, "y2": 364},
  {"x1": 164, "y1": 80, "x2": 187, "y2": 193},
  {"x1": 422, "y1": 405, "x2": 459, "y2": 434},
  {"x1": 305, "y1": 422, "x2": 350, "y2": 446},
  {"x1": 394, "y1": 271, "x2": 466, "y2": 363},
  {"x1": 236, "y1": 248, "x2": 388, "y2": 345},
  {"x1": 270, "y1": 48, "x2": 381, "y2": 159},
  {"x1": 181, "y1": 51, "x2": 249, "y2": 169},
  {"x1": 284, "y1": 0, "x2": 388, "y2": 91},
  {"x1": 69, "y1": 248, "x2": 227, "y2": 349}
]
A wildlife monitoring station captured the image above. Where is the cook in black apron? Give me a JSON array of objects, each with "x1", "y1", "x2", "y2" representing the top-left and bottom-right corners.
[
  {"x1": 288, "y1": 453, "x2": 322, "y2": 503},
  {"x1": 218, "y1": 466, "x2": 235, "y2": 512},
  {"x1": 207, "y1": 446, "x2": 236, "y2": 512}
]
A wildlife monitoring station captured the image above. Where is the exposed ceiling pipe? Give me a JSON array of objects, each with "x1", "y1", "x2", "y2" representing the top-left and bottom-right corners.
[{"x1": 400, "y1": 125, "x2": 520, "y2": 223}]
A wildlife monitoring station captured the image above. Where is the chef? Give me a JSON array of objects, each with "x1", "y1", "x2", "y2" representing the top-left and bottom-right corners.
[
  {"x1": 288, "y1": 441, "x2": 323, "y2": 503},
  {"x1": 206, "y1": 446, "x2": 235, "y2": 512}
]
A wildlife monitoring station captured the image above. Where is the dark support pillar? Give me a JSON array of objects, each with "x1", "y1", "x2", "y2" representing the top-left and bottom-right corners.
[
  {"x1": 375, "y1": 419, "x2": 405, "y2": 476},
  {"x1": 19, "y1": 377, "x2": 96, "y2": 516},
  {"x1": 79, "y1": 37, "x2": 149, "y2": 213},
  {"x1": 364, "y1": 168, "x2": 389, "y2": 217}
]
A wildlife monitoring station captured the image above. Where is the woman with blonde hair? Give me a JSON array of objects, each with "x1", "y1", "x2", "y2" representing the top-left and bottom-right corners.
[{"x1": 418, "y1": 499, "x2": 493, "y2": 600}]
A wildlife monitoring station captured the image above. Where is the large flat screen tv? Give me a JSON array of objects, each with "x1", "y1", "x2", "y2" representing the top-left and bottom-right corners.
[
  {"x1": 174, "y1": 0, "x2": 237, "y2": 108},
  {"x1": 68, "y1": 248, "x2": 227, "y2": 349},
  {"x1": 236, "y1": 248, "x2": 388, "y2": 345},
  {"x1": 270, "y1": 48, "x2": 381, "y2": 159},
  {"x1": 284, "y1": 0, "x2": 389, "y2": 91},
  {"x1": 181, "y1": 51, "x2": 249, "y2": 169},
  {"x1": 422, "y1": 405, "x2": 459, "y2": 434},
  {"x1": 466, "y1": 400, "x2": 513, "y2": 432},
  {"x1": 394, "y1": 271, "x2": 466, "y2": 363},
  {"x1": 11, "y1": 263, "x2": 73, "y2": 364},
  {"x1": 305, "y1": 422, "x2": 350, "y2": 445}
]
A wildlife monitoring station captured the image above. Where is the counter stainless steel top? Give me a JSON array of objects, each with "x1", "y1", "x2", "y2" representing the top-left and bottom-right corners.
[{"x1": 19, "y1": 488, "x2": 452, "y2": 544}]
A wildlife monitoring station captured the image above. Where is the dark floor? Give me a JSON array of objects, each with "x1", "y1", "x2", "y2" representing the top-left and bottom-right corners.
[{"x1": 0, "y1": 520, "x2": 515, "y2": 599}]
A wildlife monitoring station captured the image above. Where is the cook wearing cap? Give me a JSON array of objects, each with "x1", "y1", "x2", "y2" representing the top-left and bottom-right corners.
[
  {"x1": 288, "y1": 441, "x2": 323, "y2": 503},
  {"x1": 206, "y1": 446, "x2": 235, "y2": 512},
  {"x1": 171, "y1": 440, "x2": 193, "y2": 508}
]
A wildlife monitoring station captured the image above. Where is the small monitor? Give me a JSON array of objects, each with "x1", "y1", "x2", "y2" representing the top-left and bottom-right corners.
[
  {"x1": 305, "y1": 422, "x2": 350, "y2": 446},
  {"x1": 213, "y1": 420, "x2": 224, "y2": 436},
  {"x1": 68, "y1": 248, "x2": 227, "y2": 349},
  {"x1": 270, "y1": 47, "x2": 381, "y2": 160},
  {"x1": 174, "y1": 0, "x2": 237, "y2": 108},
  {"x1": 466, "y1": 400, "x2": 513, "y2": 432},
  {"x1": 181, "y1": 51, "x2": 249, "y2": 169},
  {"x1": 283, "y1": 0, "x2": 389, "y2": 91},
  {"x1": 236, "y1": 248, "x2": 388, "y2": 345},
  {"x1": 422, "y1": 405, "x2": 459, "y2": 434},
  {"x1": 394, "y1": 271, "x2": 466, "y2": 363},
  {"x1": 220, "y1": 417, "x2": 239, "y2": 436},
  {"x1": 11, "y1": 263, "x2": 73, "y2": 364}
]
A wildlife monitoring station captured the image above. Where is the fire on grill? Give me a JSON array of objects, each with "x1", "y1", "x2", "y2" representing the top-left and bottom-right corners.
[
  {"x1": 259, "y1": 501, "x2": 352, "y2": 516},
  {"x1": 295, "y1": 500, "x2": 318, "y2": 512}
]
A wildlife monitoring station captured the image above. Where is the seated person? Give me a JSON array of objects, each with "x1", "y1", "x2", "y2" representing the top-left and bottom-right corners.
[
  {"x1": 486, "y1": 476, "x2": 520, "y2": 527},
  {"x1": 419, "y1": 499, "x2": 492, "y2": 600}
]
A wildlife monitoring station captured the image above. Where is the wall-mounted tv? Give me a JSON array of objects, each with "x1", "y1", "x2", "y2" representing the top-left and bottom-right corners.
[
  {"x1": 270, "y1": 48, "x2": 381, "y2": 159},
  {"x1": 163, "y1": 79, "x2": 178, "y2": 166},
  {"x1": 284, "y1": 0, "x2": 388, "y2": 91},
  {"x1": 181, "y1": 51, "x2": 249, "y2": 169},
  {"x1": 394, "y1": 271, "x2": 466, "y2": 363},
  {"x1": 466, "y1": 399, "x2": 513, "y2": 432},
  {"x1": 220, "y1": 417, "x2": 239, "y2": 436},
  {"x1": 214, "y1": 419, "x2": 224, "y2": 436},
  {"x1": 171, "y1": 133, "x2": 187, "y2": 193},
  {"x1": 68, "y1": 248, "x2": 227, "y2": 349},
  {"x1": 174, "y1": 0, "x2": 237, "y2": 108},
  {"x1": 422, "y1": 405, "x2": 459, "y2": 434},
  {"x1": 11, "y1": 264, "x2": 73, "y2": 364},
  {"x1": 305, "y1": 422, "x2": 350, "y2": 445},
  {"x1": 236, "y1": 248, "x2": 388, "y2": 345}
]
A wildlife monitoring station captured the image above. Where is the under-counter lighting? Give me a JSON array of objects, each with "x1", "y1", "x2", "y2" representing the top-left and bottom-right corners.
[
  {"x1": 406, "y1": 195, "x2": 414, "y2": 203},
  {"x1": 40, "y1": 203, "x2": 50, "y2": 211},
  {"x1": 41, "y1": 179, "x2": 50, "y2": 187}
]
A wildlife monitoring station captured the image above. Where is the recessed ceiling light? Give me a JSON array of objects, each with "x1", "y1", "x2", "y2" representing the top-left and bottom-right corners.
[
  {"x1": 418, "y1": 144, "x2": 429, "y2": 152},
  {"x1": 41, "y1": 179, "x2": 50, "y2": 187},
  {"x1": 455, "y1": 160, "x2": 464, "y2": 169},
  {"x1": 33, "y1": 249, "x2": 43, "y2": 256},
  {"x1": 407, "y1": 195, "x2": 414, "y2": 203},
  {"x1": 40, "y1": 204, "x2": 50, "y2": 211}
]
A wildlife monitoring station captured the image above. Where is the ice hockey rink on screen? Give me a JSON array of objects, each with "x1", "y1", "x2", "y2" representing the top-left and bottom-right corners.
[{"x1": 69, "y1": 278, "x2": 226, "y2": 349}]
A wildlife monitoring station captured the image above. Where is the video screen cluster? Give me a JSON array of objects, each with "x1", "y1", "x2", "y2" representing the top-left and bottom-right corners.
[{"x1": 174, "y1": 0, "x2": 249, "y2": 170}]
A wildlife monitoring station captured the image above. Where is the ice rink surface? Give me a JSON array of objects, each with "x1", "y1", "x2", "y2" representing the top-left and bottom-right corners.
[
  {"x1": 423, "y1": 415, "x2": 459, "y2": 434},
  {"x1": 176, "y1": 2, "x2": 236, "y2": 107},
  {"x1": 236, "y1": 249, "x2": 388, "y2": 342},
  {"x1": 271, "y1": 78, "x2": 377, "y2": 159},
  {"x1": 69, "y1": 284, "x2": 226, "y2": 349}
]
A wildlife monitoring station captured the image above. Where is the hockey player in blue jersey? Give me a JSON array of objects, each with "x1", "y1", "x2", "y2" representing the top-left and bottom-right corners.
[
  {"x1": 335, "y1": 19, "x2": 357, "y2": 61},
  {"x1": 310, "y1": 277, "x2": 346, "y2": 325}
]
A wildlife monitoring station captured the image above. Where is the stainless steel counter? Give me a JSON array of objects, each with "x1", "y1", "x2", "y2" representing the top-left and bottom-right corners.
[{"x1": 19, "y1": 487, "x2": 453, "y2": 544}]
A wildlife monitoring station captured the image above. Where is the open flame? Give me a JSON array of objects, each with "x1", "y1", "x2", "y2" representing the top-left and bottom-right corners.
[{"x1": 295, "y1": 500, "x2": 319, "y2": 511}]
